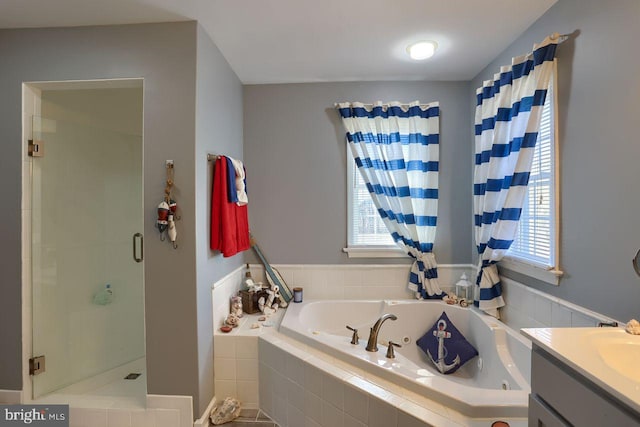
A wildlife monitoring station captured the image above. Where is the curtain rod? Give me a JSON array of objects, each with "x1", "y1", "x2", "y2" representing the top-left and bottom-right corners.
[
  {"x1": 549, "y1": 32, "x2": 570, "y2": 43},
  {"x1": 333, "y1": 102, "x2": 433, "y2": 108}
]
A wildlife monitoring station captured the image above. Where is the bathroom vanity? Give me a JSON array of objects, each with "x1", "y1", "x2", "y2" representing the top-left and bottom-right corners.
[{"x1": 522, "y1": 328, "x2": 640, "y2": 426}]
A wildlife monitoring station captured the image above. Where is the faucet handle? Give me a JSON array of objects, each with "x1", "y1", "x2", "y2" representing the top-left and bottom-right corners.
[
  {"x1": 346, "y1": 325, "x2": 359, "y2": 345},
  {"x1": 385, "y1": 340, "x2": 402, "y2": 359},
  {"x1": 598, "y1": 321, "x2": 619, "y2": 327}
]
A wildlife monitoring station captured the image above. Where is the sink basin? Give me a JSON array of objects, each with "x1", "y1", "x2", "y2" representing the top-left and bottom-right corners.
[{"x1": 595, "y1": 336, "x2": 640, "y2": 383}]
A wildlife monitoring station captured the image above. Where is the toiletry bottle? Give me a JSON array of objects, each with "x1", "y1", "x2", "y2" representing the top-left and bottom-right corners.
[{"x1": 243, "y1": 264, "x2": 256, "y2": 290}]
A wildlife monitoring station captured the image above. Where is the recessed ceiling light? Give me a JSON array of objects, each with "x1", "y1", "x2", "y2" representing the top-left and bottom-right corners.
[{"x1": 407, "y1": 41, "x2": 438, "y2": 60}]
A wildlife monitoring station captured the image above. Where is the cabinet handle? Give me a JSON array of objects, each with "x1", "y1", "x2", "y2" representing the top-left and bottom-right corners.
[{"x1": 133, "y1": 233, "x2": 144, "y2": 263}]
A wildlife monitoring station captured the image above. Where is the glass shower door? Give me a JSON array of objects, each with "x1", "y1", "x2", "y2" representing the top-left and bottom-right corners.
[{"x1": 31, "y1": 113, "x2": 145, "y2": 399}]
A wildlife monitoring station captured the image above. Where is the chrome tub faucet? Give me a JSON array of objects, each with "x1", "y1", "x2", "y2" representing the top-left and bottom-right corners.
[{"x1": 366, "y1": 313, "x2": 397, "y2": 352}]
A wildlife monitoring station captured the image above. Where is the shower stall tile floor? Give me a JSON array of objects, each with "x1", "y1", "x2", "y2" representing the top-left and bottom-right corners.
[{"x1": 224, "y1": 410, "x2": 279, "y2": 426}]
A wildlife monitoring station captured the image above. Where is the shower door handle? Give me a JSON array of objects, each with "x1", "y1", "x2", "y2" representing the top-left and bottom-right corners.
[{"x1": 133, "y1": 233, "x2": 144, "y2": 263}]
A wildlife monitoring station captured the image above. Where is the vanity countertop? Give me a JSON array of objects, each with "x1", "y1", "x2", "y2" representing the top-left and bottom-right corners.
[{"x1": 522, "y1": 327, "x2": 640, "y2": 414}]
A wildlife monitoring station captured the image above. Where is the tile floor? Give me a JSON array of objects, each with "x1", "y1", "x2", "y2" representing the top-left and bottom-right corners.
[{"x1": 224, "y1": 410, "x2": 279, "y2": 426}]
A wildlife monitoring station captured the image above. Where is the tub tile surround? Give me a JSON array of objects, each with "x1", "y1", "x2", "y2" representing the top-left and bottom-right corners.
[
  {"x1": 213, "y1": 315, "x2": 284, "y2": 412},
  {"x1": 248, "y1": 264, "x2": 476, "y2": 301},
  {"x1": 211, "y1": 263, "x2": 621, "y2": 427},
  {"x1": 499, "y1": 276, "x2": 620, "y2": 331},
  {"x1": 212, "y1": 265, "x2": 282, "y2": 412},
  {"x1": 247, "y1": 264, "x2": 619, "y2": 331},
  {"x1": 211, "y1": 263, "x2": 475, "y2": 416},
  {"x1": 257, "y1": 333, "x2": 516, "y2": 427}
]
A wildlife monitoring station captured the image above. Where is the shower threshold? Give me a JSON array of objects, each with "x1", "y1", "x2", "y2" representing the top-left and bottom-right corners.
[{"x1": 32, "y1": 357, "x2": 147, "y2": 409}]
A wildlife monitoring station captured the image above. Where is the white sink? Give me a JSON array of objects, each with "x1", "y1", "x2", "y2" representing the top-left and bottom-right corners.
[{"x1": 596, "y1": 337, "x2": 640, "y2": 382}]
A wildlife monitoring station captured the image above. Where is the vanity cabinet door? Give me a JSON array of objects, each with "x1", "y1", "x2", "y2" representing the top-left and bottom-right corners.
[{"x1": 528, "y1": 395, "x2": 570, "y2": 427}]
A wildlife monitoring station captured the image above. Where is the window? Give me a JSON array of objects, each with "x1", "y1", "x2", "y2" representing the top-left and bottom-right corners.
[
  {"x1": 343, "y1": 147, "x2": 404, "y2": 258},
  {"x1": 502, "y1": 60, "x2": 563, "y2": 284}
]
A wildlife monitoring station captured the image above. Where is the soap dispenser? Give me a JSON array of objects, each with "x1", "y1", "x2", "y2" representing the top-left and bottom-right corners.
[{"x1": 455, "y1": 273, "x2": 473, "y2": 303}]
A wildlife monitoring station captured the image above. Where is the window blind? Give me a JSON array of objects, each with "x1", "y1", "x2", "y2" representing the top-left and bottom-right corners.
[
  {"x1": 508, "y1": 76, "x2": 556, "y2": 267},
  {"x1": 348, "y1": 151, "x2": 395, "y2": 246}
]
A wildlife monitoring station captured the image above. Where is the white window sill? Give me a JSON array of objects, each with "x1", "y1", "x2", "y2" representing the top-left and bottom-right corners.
[
  {"x1": 499, "y1": 257, "x2": 563, "y2": 286},
  {"x1": 342, "y1": 246, "x2": 408, "y2": 258}
]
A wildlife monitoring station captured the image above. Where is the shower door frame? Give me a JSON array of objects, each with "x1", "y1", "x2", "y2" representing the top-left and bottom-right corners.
[{"x1": 20, "y1": 78, "x2": 147, "y2": 403}]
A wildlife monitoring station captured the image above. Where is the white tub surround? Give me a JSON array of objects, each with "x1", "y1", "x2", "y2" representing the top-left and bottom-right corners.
[
  {"x1": 499, "y1": 276, "x2": 621, "y2": 330},
  {"x1": 211, "y1": 265, "x2": 247, "y2": 332},
  {"x1": 259, "y1": 333, "x2": 462, "y2": 427},
  {"x1": 211, "y1": 266, "x2": 285, "y2": 412},
  {"x1": 213, "y1": 310, "x2": 284, "y2": 411},
  {"x1": 279, "y1": 299, "x2": 531, "y2": 420},
  {"x1": 260, "y1": 331, "x2": 528, "y2": 427},
  {"x1": 247, "y1": 264, "x2": 476, "y2": 301}
]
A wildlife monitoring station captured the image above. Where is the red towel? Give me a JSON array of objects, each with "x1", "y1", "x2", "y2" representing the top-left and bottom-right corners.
[{"x1": 211, "y1": 156, "x2": 250, "y2": 257}]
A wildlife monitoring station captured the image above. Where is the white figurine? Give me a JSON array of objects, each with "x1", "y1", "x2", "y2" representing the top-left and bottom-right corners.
[
  {"x1": 247, "y1": 280, "x2": 263, "y2": 293},
  {"x1": 167, "y1": 214, "x2": 177, "y2": 246},
  {"x1": 224, "y1": 313, "x2": 240, "y2": 328},
  {"x1": 258, "y1": 296, "x2": 276, "y2": 315},
  {"x1": 230, "y1": 296, "x2": 243, "y2": 318}
]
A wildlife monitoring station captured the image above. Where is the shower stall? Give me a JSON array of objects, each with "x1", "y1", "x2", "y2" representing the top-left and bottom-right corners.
[{"x1": 24, "y1": 80, "x2": 146, "y2": 406}]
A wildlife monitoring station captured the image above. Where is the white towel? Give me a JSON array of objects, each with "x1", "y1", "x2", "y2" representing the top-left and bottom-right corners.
[{"x1": 229, "y1": 157, "x2": 248, "y2": 206}]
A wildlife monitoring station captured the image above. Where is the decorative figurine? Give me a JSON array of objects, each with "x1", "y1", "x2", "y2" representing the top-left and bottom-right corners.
[
  {"x1": 230, "y1": 296, "x2": 243, "y2": 318},
  {"x1": 224, "y1": 313, "x2": 240, "y2": 328}
]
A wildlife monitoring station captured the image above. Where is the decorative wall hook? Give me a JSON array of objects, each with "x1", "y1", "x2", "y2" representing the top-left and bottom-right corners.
[
  {"x1": 157, "y1": 160, "x2": 179, "y2": 249},
  {"x1": 157, "y1": 200, "x2": 169, "y2": 241}
]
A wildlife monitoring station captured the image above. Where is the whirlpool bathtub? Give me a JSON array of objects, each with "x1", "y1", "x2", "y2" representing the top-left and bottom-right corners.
[{"x1": 279, "y1": 300, "x2": 531, "y2": 418}]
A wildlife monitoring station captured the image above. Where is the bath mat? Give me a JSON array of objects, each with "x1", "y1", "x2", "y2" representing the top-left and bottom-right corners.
[{"x1": 416, "y1": 311, "x2": 478, "y2": 374}]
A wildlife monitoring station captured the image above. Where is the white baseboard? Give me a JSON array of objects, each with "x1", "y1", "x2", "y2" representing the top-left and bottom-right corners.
[
  {"x1": 193, "y1": 395, "x2": 216, "y2": 427},
  {"x1": 0, "y1": 389, "x2": 22, "y2": 404}
]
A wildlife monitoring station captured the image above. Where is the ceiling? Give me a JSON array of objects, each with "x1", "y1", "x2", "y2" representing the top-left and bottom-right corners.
[{"x1": 0, "y1": 0, "x2": 557, "y2": 84}]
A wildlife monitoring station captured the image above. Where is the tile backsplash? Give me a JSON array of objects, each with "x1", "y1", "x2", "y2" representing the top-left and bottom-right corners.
[
  {"x1": 213, "y1": 263, "x2": 621, "y2": 333},
  {"x1": 499, "y1": 276, "x2": 620, "y2": 330},
  {"x1": 247, "y1": 263, "x2": 475, "y2": 301}
]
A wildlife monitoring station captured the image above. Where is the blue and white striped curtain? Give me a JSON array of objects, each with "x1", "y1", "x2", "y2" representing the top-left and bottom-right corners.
[
  {"x1": 474, "y1": 37, "x2": 558, "y2": 317},
  {"x1": 337, "y1": 101, "x2": 444, "y2": 299}
]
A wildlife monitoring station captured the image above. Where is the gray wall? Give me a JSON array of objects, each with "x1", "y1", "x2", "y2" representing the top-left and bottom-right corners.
[
  {"x1": 194, "y1": 25, "x2": 245, "y2": 416},
  {"x1": 470, "y1": 0, "x2": 640, "y2": 321},
  {"x1": 0, "y1": 22, "x2": 209, "y2": 414},
  {"x1": 243, "y1": 81, "x2": 471, "y2": 265}
]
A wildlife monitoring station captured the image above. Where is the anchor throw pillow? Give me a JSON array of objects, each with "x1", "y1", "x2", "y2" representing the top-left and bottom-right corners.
[{"x1": 416, "y1": 311, "x2": 478, "y2": 374}]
